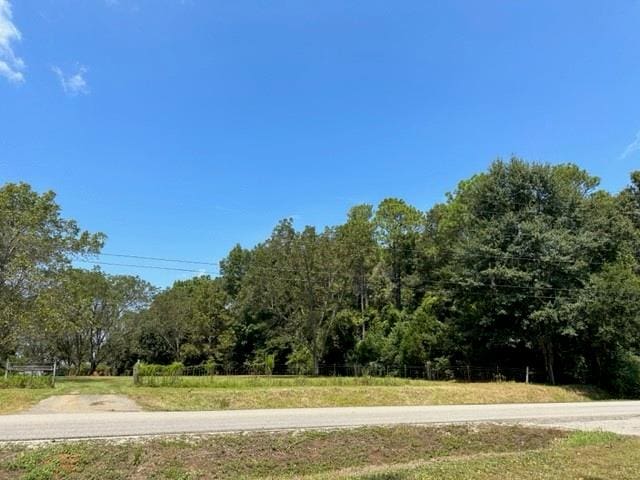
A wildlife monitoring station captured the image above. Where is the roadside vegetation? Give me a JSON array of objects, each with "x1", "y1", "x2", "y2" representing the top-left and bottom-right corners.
[
  {"x1": 340, "y1": 431, "x2": 637, "y2": 480},
  {"x1": 0, "y1": 376, "x2": 607, "y2": 414},
  {"x1": 3, "y1": 160, "x2": 640, "y2": 397},
  {"x1": 0, "y1": 376, "x2": 52, "y2": 389},
  {"x1": 0, "y1": 425, "x2": 635, "y2": 480}
]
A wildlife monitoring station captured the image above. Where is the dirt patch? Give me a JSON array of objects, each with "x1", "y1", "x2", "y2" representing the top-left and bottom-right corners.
[{"x1": 27, "y1": 394, "x2": 142, "y2": 414}]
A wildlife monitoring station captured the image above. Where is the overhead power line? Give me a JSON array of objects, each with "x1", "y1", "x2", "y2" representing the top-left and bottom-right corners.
[
  {"x1": 79, "y1": 246, "x2": 611, "y2": 283},
  {"x1": 76, "y1": 259, "x2": 585, "y2": 296},
  {"x1": 76, "y1": 260, "x2": 217, "y2": 275},
  {"x1": 95, "y1": 253, "x2": 219, "y2": 266}
]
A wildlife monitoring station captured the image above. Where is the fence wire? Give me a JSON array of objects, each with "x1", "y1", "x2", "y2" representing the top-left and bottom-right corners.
[{"x1": 133, "y1": 362, "x2": 535, "y2": 386}]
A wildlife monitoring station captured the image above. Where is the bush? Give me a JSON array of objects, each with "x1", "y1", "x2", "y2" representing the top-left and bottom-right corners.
[
  {"x1": 264, "y1": 354, "x2": 275, "y2": 375},
  {"x1": 95, "y1": 363, "x2": 112, "y2": 376},
  {"x1": 607, "y1": 353, "x2": 640, "y2": 398},
  {"x1": 431, "y1": 357, "x2": 454, "y2": 380},
  {"x1": 135, "y1": 361, "x2": 185, "y2": 386},
  {"x1": 0, "y1": 375, "x2": 54, "y2": 389},
  {"x1": 137, "y1": 361, "x2": 184, "y2": 377},
  {"x1": 286, "y1": 347, "x2": 313, "y2": 375},
  {"x1": 205, "y1": 359, "x2": 216, "y2": 376}
]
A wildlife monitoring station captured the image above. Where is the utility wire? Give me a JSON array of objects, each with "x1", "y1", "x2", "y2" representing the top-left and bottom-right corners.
[
  {"x1": 76, "y1": 258, "x2": 589, "y2": 299},
  {"x1": 74, "y1": 200, "x2": 628, "y2": 288},
  {"x1": 87, "y1": 253, "x2": 219, "y2": 266},
  {"x1": 76, "y1": 260, "x2": 217, "y2": 275},
  {"x1": 95, "y1": 237, "x2": 614, "y2": 270},
  {"x1": 87, "y1": 202, "x2": 624, "y2": 271}
]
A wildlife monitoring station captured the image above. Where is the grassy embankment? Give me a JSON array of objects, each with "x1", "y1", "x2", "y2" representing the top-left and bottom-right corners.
[
  {"x1": 0, "y1": 425, "x2": 637, "y2": 479},
  {"x1": 0, "y1": 376, "x2": 608, "y2": 414}
]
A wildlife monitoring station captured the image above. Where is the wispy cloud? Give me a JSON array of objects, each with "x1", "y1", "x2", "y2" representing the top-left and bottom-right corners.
[
  {"x1": 0, "y1": 0, "x2": 25, "y2": 83},
  {"x1": 620, "y1": 130, "x2": 640, "y2": 160},
  {"x1": 52, "y1": 64, "x2": 89, "y2": 96}
]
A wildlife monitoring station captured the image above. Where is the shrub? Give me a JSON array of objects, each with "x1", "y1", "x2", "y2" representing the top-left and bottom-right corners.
[
  {"x1": 0, "y1": 375, "x2": 54, "y2": 389},
  {"x1": 95, "y1": 363, "x2": 112, "y2": 376},
  {"x1": 137, "y1": 361, "x2": 184, "y2": 377},
  {"x1": 286, "y1": 347, "x2": 313, "y2": 375},
  {"x1": 432, "y1": 356, "x2": 454, "y2": 380},
  {"x1": 135, "y1": 362, "x2": 185, "y2": 387},
  {"x1": 264, "y1": 354, "x2": 275, "y2": 375},
  {"x1": 607, "y1": 353, "x2": 640, "y2": 398},
  {"x1": 205, "y1": 359, "x2": 216, "y2": 376}
]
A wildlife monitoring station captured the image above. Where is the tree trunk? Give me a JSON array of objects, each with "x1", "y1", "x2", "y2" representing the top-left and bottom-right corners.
[
  {"x1": 393, "y1": 265, "x2": 401, "y2": 310},
  {"x1": 312, "y1": 342, "x2": 319, "y2": 376},
  {"x1": 541, "y1": 338, "x2": 555, "y2": 385}
]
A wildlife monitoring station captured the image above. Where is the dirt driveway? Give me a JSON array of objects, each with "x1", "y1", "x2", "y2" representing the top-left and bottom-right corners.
[{"x1": 28, "y1": 394, "x2": 141, "y2": 414}]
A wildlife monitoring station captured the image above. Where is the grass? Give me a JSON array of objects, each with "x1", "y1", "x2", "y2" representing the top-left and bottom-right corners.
[
  {"x1": 136, "y1": 375, "x2": 436, "y2": 388},
  {"x1": 0, "y1": 376, "x2": 608, "y2": 414},
  {"x1": 333, "y1": 431, "x2": 640, "y2": 480},
  {"x1": 0, "y1": 425, "x2": 636, "y2": 480},
  {"x1": 0, "y1": 376, "x2": 54, "y2": 389},
  {"x1": 0, "y1": 377, "x2": 129, "y2": 414},
  {"x1": 0, "y1": 424, "x2": 567, "y2": 480}
]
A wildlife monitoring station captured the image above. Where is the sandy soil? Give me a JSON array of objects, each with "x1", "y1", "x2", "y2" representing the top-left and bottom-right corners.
[{"x1": 27, "y1": 394, "x2": 142, "y2": 414}]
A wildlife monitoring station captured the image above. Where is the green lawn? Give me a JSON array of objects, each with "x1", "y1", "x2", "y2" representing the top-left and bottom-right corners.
[
  {"x1": 0, "y1": 425, "x2": 635, "y2": 480},
  {"x1": 0, "y1": 376, "x2": 608, "y2": 414}
]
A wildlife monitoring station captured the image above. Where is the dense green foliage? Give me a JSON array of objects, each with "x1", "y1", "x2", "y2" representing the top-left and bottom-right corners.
[
  {"x1": 0, "y1": 183, "x2": 153, "y2": 375},
  {"x1": 0, "y1": 183, "x2": 105, "y2": 360},
  {"x1": 3, "y1": 159, "x2": 640, "y2": 394}
]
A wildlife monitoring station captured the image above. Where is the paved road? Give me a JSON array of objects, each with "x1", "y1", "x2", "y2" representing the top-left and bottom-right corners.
[{"x1": 2, "y1": 401, "x2": 640, "y2": 441}]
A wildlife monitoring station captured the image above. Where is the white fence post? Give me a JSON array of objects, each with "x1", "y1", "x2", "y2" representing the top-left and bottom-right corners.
[
  {"x1": 4, "y1": 359, "x2": 8, "y2": 380},
  {"x1": 525, "y1": 366, "x2": 530, "y2": 384}
]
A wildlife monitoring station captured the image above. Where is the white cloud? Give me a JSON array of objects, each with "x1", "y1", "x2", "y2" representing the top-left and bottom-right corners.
[
  {"x1": 621, "y1": 130, "x2": 640, "y2": 160},
  {"x1": 52, "y1": 65, "x2": 89, "y2": 96},
  {"x1": 0, "y1": 0, "x2": 25, "y2": 83}
]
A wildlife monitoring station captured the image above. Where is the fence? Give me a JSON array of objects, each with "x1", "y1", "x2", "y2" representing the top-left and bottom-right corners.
[
  {"x1": 3, "y1": 359, "x2": 57, "y2": 387},
  {"x1": 133, "y1": 361, "x2": 535, "y2": 386}
]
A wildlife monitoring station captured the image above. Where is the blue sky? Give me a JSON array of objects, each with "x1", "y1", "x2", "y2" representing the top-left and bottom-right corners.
[{"x1": 2, "y1": 0, "x2": 640, "y2": 287}]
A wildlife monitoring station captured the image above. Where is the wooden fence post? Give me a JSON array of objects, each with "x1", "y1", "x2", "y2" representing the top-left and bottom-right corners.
[
  {"x1": 4, "y1": 359, "x2": 8, "y2": 380},
  {"x1": 133, "y1": 360, "x2": 140, "y2": 385},
  {"x1": 51, "y1": 361, "x2": 57, "y2": 387},
  {"x1": 525, "y1": 366, "x2": 529, "y2": 385}
]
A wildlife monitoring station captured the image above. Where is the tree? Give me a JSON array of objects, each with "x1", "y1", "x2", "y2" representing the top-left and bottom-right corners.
[
  {"x1": 336, "y1": 205, "x2": 379, "y2": 338},
  {"x1": 0, "y1": 183, "x2": 104, "y2": 359},
  {"x1": 432, "y1": 159, "x2": 633, "y2": 383},
  {"x1": 374, "y1": 198, "x2": 424, "y2": 310},
  {"x1": 138, "y1": 276, "x2": 234, "y2": 367},
  {"x1": 574, "y1": 260, "x2": 640, "y2": 393},
  {"x1": 619, "y1": 171, "x2": 640, "y2": 265},
  {"x1": 243, "y1": 220, "x2": 349, "y2": 374},
  {"x1": 384, "y1": 296, "x2": 447, "y2": 367},
  {"x1": 36, "y1": 268, "x2": 153, "y2": 373},
  {"x1": 220, "y1": 244, "x2": 252, "y2": 298},
  {"x1": 337, "y1": 205, "x2": 378, "y2": 312}
]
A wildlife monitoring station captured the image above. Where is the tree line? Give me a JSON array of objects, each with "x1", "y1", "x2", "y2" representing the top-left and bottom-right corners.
[{"x1": 2, "y1": 159, "x2": 640, "y2": 394}]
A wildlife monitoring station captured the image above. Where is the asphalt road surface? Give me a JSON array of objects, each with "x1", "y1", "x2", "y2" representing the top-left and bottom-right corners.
[{"x1": 2, "y1": 401, "x2": 640, "y2": 441}]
